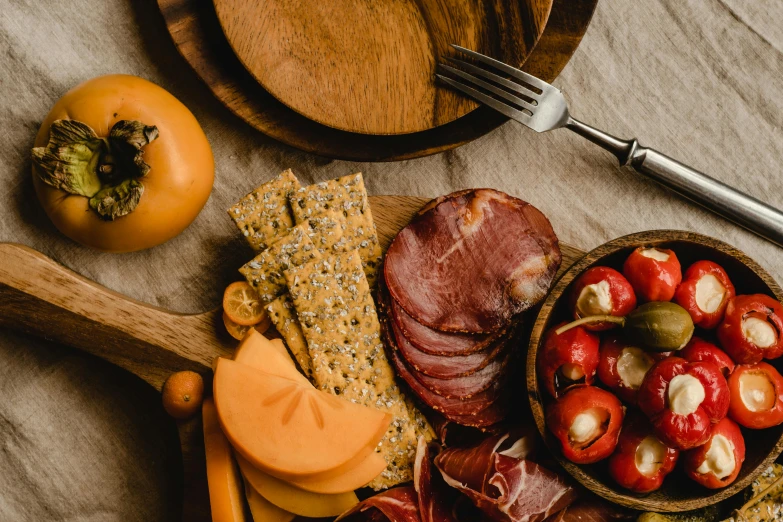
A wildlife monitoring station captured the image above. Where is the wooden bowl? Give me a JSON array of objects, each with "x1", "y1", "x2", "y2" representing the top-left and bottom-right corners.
[{"x1": 527, "y1": 230, "x2": 783, "y2": 512}]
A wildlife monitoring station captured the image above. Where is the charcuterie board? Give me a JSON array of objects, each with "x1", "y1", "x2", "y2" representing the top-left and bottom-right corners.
[{"x1": 0, "y1": 195, "x2": 584, "y2": 521}]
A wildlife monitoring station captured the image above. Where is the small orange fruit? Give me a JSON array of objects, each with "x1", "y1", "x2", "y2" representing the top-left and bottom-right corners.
[
  {"x1": 223, "y1": 311, "x2": 252, "y2": 341},
  {"x1": 223, "y1": 281, "x2": 267, "y2": 326},
  {"x1": 162, "y1": 371, "x2": 204, "y2": 420}
]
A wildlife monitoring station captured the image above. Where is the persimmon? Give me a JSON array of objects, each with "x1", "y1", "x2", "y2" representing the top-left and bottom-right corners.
[
  {"x1": 162, "y1": 371, "x2": 204, "y2": 420},
  {"x1": 31, "y1": 74, "x2": 213, "y2": 253},
  {"x1": 223, "y1": 282, "x2": 267, "y2": 326}
]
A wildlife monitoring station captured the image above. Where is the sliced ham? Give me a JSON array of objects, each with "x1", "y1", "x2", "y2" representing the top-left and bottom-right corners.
[
  {"x1": 384, "y1": 189, "x2": 561, "y2": 333},
  {"x1": 414, "y1": 438, "x2": 458, "y2": 522},
  {"x1": 391, "y1": 315, "x2": 508, "y2": 379},
  {"x1": 337, "y1": 487, "x2": 422, "y2": 522},
  {"x1": 435, "y1": 434, "x2": 575, "y2": 522},
  {"x1": 390, "y1": 297, "x2": 504, "y2": 356},
  {"x1": 412, "y1": 349, "x2": 511, "y2": 399}
]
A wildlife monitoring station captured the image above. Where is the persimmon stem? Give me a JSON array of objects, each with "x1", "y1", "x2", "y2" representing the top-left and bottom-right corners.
[
  {"x1": 555, "y1": 315, "x2": 625, "y2": 335},
  {"x1": 733, "y1": 471, "x2": 783, "y2": 521}
]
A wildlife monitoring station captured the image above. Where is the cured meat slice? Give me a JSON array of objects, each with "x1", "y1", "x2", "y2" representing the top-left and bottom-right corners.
[
  {"x1": 390, "y1": 297, "x2": 503, "y2": 356},
  {"x1": 336, "y1": 486, "x2": 421, "y2": 522},
  {"x1": 384, "y1": 189, "x2": 561, "y2": 333},
  {"x1": 414, "y1": 438, "x2": 458, "y2": 522},
  {"x1": 547, "y1": 497, "x2": 635, "y2": 522},
  {"x1": 413, "y1": 349, "x2": 511, "y2": 399},
  {"x1": 435, "y1": 434, "x2": 575, "y2": 522},
  {"x1": 391, "y1": 312, "x2": 508, "y2": 379}
]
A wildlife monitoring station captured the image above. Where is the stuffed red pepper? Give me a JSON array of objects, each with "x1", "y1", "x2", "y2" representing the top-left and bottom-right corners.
[
  {"x1": 538, "y1": 323, "x2": 600, "y2": 398},
  {"x1": 608, "y1": 413, "x2": 679, "y2": 493},
  {"x1": 717, "y1": 294, "x2": 783, "y2": 364},
  {"x1": 680, "y1": 337, "x2": 735, "y2": 378},
  {"x1": 684, "y1": 417, "x2": 745, "y2": 489},
  {"x1": 547, "y1": 385, "x2": 624, "y2": 464},
  {"x1": 569, "y1": 266, "x2": 637, "y2": 331},
  {"x1": 623, "y1": 247, "x2": 682, "y2": 302},
  {"x1": 727, "y1": 362, "x2": 783, "y2": 429},
  {"x1": 674, "y1": 261, "x2": 735, "y2": 329},
  {"x1": 638, "y1": 357, "x2": 730, "y2": 450},
  {"x1": 597, "y1": 335, "x2": 669, "y2": 404}
]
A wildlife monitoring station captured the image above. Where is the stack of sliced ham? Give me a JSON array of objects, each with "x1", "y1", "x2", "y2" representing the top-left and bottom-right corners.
[{"x1": 380, "y1": 189, "x2": 561, "y2": 430}]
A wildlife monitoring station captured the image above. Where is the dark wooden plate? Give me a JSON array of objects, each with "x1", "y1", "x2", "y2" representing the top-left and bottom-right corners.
[
  {"x1": 527, "y1": 230, "x2": 783, "y2": 512},
  {"x1": 156, "y1": 0, "x2": 597, "y2": 160},
  {"x1": 212, "y1": 0, "x2": 553, "y2": 135}
]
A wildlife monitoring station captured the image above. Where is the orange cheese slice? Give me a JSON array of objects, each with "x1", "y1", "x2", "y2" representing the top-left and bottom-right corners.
[
  {"x1": 214, "y1": 358, "x2": 390, "y2": 480},
  {"x1": 244, "y1": 482, "x2": 295, "y2": 522},
  {"x1": 233, "y1": 330, "x2": 308, "y2": 385},
  {"x1": 203, "y1": 398, "x2": 248, "y2": 522},
  {"x1": 237, "y1": 454, "x2": 358, "y2": 517}
]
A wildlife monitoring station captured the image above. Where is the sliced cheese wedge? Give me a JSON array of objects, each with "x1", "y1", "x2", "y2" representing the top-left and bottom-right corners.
[
  {"x1": 203, "y1": 398, "x2": 248, "y2": 522},
  {"x1": 214, "y1": 358, "x2": 391, "y2": 480},
  {"x1": 237, "y1": 453, "x2": 358, "y2": 517},
  {"x1": 244, "y1": 482, "x2": 295, "y2": 522},
  {"x1": 233, "y1": 330, "x2": 308, "y2": 385}
]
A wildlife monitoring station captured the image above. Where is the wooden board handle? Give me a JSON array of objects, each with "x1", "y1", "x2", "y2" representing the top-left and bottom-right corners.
[{"x1": 0, "y1": 243, "x2": 233, "y2": 390}]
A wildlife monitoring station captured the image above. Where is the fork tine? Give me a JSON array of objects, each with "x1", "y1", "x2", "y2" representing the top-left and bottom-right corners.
[
  {"x1": 438, "y1": 64, "x2": 537, "y2": 112},
  {"x1": 444, "y1": 57, "x2": 540, "y2": 100},
  {"x1": 435, "y1": 74, "x2": 531, "y2": 124},
  {"x1": 451, "y1": 44, "x2": 550, "y2": 92}
]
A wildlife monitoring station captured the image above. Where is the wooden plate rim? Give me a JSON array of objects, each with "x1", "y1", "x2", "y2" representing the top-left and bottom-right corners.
[
  {"x1": 155, "y1": 0, "x2": 598, "y2": 161},
  {"x1": 526, "y1": 230, "x2": 783, "y2": 512}
]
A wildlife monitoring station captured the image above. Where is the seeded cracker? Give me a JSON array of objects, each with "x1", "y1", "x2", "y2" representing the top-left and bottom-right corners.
[
  {"x1": 284, "y1": 250, "x2": 432, "y2": 489},
  {"x1": 289, "y1": 173, "x2": 383, "y2": 286},
  {"x1": 228, "y1": 169, "x2": 300, "y2": 252},
  {"x1": 266, "y1": 295, "x2": 313, "y2": 378},
  {"x1": 239, "y1": 222, "x2": 321, "y2": 303}
]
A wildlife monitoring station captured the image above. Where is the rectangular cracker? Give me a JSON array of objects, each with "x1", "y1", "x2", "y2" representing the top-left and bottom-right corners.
[
  {"x1": 289, "y1": 173, "x2": 383, "y2": 286},
  {"x1": 228, "y1": 169, "x2": 301, "y2": 252},
  {"x1": 266, "y1": 295, "x2": 313, "y2": 379},
  {"x1": 239, "y1": 222, "x2": 321, "y2": 303},
  {"x1": 284, "y1": 250, "x2": 432, "y2": 488}
]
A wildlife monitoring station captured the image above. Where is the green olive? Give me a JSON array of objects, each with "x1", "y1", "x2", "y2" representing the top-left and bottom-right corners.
[{"x1": 624, "y1": 302, "x2": 694, "y2": 352}]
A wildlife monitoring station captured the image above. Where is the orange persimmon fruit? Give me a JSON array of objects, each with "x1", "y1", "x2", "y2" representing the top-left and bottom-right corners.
[{"x1": 162, "y1": 370, "x2": 204, "y2": 420}]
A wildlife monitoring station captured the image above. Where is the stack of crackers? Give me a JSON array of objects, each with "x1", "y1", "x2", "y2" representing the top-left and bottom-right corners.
[{"x1": 228, "y1": 170, "x2": 434, "y2": 489}]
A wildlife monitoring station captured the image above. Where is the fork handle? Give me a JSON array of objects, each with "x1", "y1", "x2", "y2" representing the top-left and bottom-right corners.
[{"x1": 566, "y1": 117, "x2": 783, "y2": 248}]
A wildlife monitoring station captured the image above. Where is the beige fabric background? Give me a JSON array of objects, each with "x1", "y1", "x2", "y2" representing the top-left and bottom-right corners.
[{"x1": 1, "y1": 0, "x2": 781, "y2": 519}]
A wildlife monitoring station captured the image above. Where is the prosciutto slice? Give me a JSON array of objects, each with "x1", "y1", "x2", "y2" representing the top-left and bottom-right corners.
[
  {"x1": 390, "y1": 298, "x2": 504, "y2": 356},
  {"x1": 337, "y1": 487, "x2": 422, "y2": 522},
  {"x1": 392, "y1": 315, "x2": 508, "y2": 379},
  {"x1": 384, "y1": 189, "x2": 561, "y2": 333},
  {"x1": 414, "y1": 438, "x2": 458, "y2": 522},
  {"x1": 435, "y1": 434, "x2": 576, "y2": 522}
]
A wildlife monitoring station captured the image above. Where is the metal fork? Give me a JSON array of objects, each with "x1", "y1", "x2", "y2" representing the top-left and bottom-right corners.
[{"x1": 437, "y1": 45, "x2": 783, "y2": 248}]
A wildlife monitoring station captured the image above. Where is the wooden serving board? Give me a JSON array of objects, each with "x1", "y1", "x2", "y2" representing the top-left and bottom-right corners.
[
  {"x1": 0, "y1": 195, "x2": 584, "y2": 521},
  {"x1": 156, "y1": 0, "x2": 597, "y2": 160},
  {"x1": 212, "y1": 0, "x2": 553, "y2": 135}
]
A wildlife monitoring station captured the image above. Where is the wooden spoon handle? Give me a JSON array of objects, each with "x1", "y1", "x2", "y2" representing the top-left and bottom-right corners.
[{"x1": 0, "y1": 243, "x2": 233, "y2": 390}]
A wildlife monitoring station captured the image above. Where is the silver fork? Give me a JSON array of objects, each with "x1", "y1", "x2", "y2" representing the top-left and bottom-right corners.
[{"x1": 437, "y1": 45, "x2": 783, "y2": 248}]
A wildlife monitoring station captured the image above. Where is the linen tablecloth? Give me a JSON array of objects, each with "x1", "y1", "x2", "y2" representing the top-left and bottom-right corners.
[{"x1": 1, "y1": 0, "x2": 781, "y2": 519}]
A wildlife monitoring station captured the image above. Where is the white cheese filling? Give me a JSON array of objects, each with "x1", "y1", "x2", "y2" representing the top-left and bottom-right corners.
[
  {"x1": 696, "y1": 434, "x2": 735, "y2": 479},
  {"x1": 617, "y1": 347, "x2": 655, "y2": 390},
  {"x1": 635, "y1": 435, "x2": 667, "y2": 477},
  {"x1": 739, "y1": 371, "x2": 775, "y2": 412},
  {"x1": 695, "y1": 274, "x2": 726, "y2": 314},
  {"x1": 576, "y1": 280, "x2": 613, "y2": 317},
  {"x1": 640, "y1": 248, "x2": 670, "y2": 262},
  {"x1": 668, "y1": 374, "x2": 706, "y2": 415},
  {"x1": 742, "y1": 317, "x2": 777, "y2": 348},
  {"x1": 560, "y1": 363, "x2": 585, "y2": 381},
  {"x1": 569, "y1": 408, "x2": 605, "y2": 444}
]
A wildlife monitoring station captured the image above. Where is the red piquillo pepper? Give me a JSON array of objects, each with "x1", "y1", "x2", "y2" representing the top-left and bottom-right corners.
[
  {"x1": 680, "y1": 337, "x2": 735, "y2": 378},
  {"x1": 569, "y1": 266, "x2": 637, "y2": 331},
  {"x1": 623, "y1": 247, "x2": 682, "y2": 302},
  {"x1": 683, "y1": 417, "x2": 745, "y2": 489},
  {"x1": 717, "y1": 294, "x2": 783, "y2": 364},
  {"x1": 538, "y1": 323, "x2": 600, "y2": 398},
  {"x1": 674, "y1": 261, "x2": 735, "y2": 329},
  {"x1": 637, "y1": 357, "x2": 730, "y2": 450},
  {"x1": 597, "y1": 335, "x2": 669, "y2": 405},
  {"x1": 727, "y1": 362, "x2": 783, "y2": 429},
  {"x1": 608, "y1": 413, "x2": 679, "y2": 493},
  {"x1": 546, "y1": 385, "x2": 623, "y2": 464}
]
